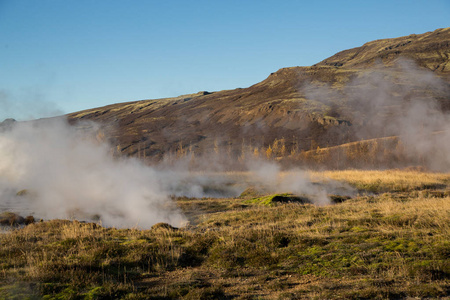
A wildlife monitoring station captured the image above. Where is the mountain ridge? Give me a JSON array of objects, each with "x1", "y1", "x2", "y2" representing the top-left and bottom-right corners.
[{"x1": 67, "y1": 28, "x2": 450, "y2": 165}]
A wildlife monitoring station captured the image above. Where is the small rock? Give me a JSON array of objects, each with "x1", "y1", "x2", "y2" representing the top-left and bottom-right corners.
[
  {"x1": 24, "y1": 216, "x2": 35, "y2": 225},
  {"x1": 0, "y1": 212, "x2": 25, "y2": 225},
  {"x1": 151, "y1": 222, "x2": 178, "y2": 231}
]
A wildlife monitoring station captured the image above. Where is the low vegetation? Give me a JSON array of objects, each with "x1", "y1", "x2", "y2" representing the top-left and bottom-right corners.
[
  {"x1": 312, "y1": 169, "x2": 450, "y2": 193},
  {"x1": 0, "y1": 170, "x2": 449, "y2": 299}
]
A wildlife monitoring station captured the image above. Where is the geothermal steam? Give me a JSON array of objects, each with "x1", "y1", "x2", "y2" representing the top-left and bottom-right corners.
[
  {"x1": 0, "y1": 118, "x2": 186, "y2": 228},
  {"x1": 245, "y1": 159, "x2": 335, "y2": 205},
  {"x1": 0, "y1": 118, "x2": 346, "y2": 228},
  {"x1": 11, "y1": 62, "x2": 441, "y2": 227},
  {"x1": 301, "y1": 59, "x2": 450, "y2": 171}
]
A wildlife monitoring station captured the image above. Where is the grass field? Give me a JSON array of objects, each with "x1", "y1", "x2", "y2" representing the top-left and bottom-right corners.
[{"x1": 0, "y1": 170, "x2": 449, "y2": 299}]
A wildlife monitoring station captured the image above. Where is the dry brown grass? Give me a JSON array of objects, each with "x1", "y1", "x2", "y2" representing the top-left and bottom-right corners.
[
  {"x1": 312, "y1": 169, "x2": 450, "y2": 192},
  {"x1": 0, "y1": 169, "x2": 449, "y2": 299}
]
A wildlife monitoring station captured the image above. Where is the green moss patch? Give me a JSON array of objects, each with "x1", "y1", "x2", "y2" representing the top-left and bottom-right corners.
[{"x1": 245, "y1": 194, "x2": 311, "y2": 206}]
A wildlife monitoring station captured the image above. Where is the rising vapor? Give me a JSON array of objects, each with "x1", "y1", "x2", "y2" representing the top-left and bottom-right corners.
[
  {"x1": 300, "y1": 59, "x2": 450, "y2": 171},
  {"x1": 0, "y1": 118, "x2": 186, "y2": 228}
]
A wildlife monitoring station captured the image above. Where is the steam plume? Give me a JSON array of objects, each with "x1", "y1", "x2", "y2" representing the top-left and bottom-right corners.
[
  {"x1": 0, "y1": 89, "x2": 64, "y2": 121},
  {"x1": 301, "y1": 59, "x2": 450, "y2": 171},
  {"x1": 245, "y1": 158, "x2": 355, "y2": 204},
  {"x1": 0, "y1": 118, "x2": 186, "y2": 228}
]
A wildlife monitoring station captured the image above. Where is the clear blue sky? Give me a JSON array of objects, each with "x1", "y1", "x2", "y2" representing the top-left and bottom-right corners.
[{"x1": 1, "y1": 0, "x2": 449, "y2": 120}]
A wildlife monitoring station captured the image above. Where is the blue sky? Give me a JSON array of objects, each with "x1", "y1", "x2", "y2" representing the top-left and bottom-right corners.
[{"x1": 1, "y1": 0, "x2": 449, "y2": 120}]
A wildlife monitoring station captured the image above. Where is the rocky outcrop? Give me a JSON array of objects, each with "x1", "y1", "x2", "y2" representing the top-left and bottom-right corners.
[{"x1": 0, "y1": 212, "x2": 35, "y2": 226}]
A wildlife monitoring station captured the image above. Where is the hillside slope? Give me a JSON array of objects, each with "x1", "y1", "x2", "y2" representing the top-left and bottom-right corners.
[{"x1": 67, "y1": 28, "x2": 450, "y2": 164}]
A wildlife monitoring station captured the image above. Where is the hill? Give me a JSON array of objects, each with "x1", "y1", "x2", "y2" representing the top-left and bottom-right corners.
[{"x1": 67, "y1": 28, "x2": 450, "y2": 168}]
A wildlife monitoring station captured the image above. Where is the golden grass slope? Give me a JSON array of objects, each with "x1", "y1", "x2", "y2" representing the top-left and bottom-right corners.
[{"x1": 314, "y1": 169, "x2": 450, "y2": 192}]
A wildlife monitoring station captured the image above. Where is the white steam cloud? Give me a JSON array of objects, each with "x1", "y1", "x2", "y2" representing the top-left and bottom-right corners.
[
  {"x1": 301, "y1": 59, "x2": 450, "y2": 171},
  {"x1": 0, "y1": 117, "x2": 349, "y2": 228},
  {"x1": 0, "y1": 89, "x2": 64, "y2": 121},
  {"x1": 0, "y1": 118, "x2": 186, "y2": 228},
  {"x1": 348, "y1": 60, "x2": 450, "y2": 171},
  {"x1": 245, "y1": 159, "x2": 355, "y2": 205}
]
